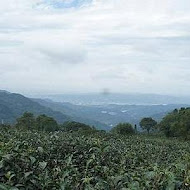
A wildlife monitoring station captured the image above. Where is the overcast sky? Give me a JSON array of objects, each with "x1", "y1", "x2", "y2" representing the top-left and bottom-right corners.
[{"x1": 0, "y1": 0, "x2": 190, "y2": 96}]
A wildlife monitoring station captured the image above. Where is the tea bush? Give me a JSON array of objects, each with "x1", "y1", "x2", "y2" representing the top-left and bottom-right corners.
[{"x1": 0, "y1": 128, "x2": 189, "y2": 189}]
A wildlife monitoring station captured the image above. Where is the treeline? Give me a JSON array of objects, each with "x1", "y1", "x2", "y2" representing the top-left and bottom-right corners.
[
  {"x1": 112, "y1": 107, "x2": 190, "y2": 139},
  {"x1": 141, "y1": 107, "x2": 190, "y2": 139},
  {"x1": 1, "y1": 107, "x2": 190, "y2": 139},
  {"x1": 0, "y1": 112, "x2": 95, "y2": 133}
]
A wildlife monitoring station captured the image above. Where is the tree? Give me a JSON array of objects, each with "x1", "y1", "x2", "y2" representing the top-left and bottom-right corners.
[
  {"x1": 111, "y1": 123, "x2": 135, "y2": 135},
  {"x1": 159, "y1": 108, "x2": 190, "y2": 138},
  {"x1": 36, "y1": 114, "x2": 59, "y2": 132},
  {"x1": 16, "y1": 112, "x2": 36, "y2": 129},
  {"x1": 134, "y1": 124, "x2": 137, "y2": 132},
  {"x1": 139, "y1": 117, "x2": 157, "y2": 134},
  {"x1": 61, "y1": 121, "x2": 93, "y2": 132}
]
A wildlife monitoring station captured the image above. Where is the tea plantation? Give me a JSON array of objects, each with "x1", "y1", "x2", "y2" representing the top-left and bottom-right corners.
[{"x1": 0, "y1": 128, "x2": 189, "y2": 190}]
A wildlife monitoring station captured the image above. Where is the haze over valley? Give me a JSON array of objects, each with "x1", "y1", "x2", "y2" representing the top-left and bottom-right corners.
[{"x1": 1, "y1": 90, "x2": 189, "y2": 130}]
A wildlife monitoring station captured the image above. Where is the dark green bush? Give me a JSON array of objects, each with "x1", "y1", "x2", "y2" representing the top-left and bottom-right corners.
[
  {"x1": 61, "y1": 121, "x2": 93, "y2": 132},
  {"x1": 159, "y1": 108, "x2": 190, "y2": 139},
  {"x1": 36, "y1": 114, "x2": 59, "y2": 132},
  {"x1": 111, "y1": 123, "x2": 135, "y2": 135},
  {"x1": 15, "y1": 112, "x2": 59, "y2": 132}
]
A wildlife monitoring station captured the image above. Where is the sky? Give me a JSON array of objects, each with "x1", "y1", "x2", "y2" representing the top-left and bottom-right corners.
[{"x1": 0, "y1": 0, "x2": 190, "y2": 96}]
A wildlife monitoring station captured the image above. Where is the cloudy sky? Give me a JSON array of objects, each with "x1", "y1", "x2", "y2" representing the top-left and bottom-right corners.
[{"x1": 0, "y1": 0, "x2": 190, "y2": 95}]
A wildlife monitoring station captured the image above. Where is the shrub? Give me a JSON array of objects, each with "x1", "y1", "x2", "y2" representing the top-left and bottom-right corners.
[
  {"x1": 111, "y1": 123, "x2": 135, "y2": 135},
  {"x1": 1, "y1": 128, "x2": 189, "y2": 189},
  {"x1": 61, "y1": 121, "x2": 93, "y2": 132}
]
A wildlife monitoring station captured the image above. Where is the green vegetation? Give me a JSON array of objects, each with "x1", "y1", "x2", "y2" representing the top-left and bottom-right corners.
[
  {"x1": 15, "y1": 112, "x2": 59, "y2": 132},
  {"x1": 0, "y1": 91, "x2": 108, "y2": 130},
  {"x1": 36, "y1": 115, "x2": 59, "y2": 132},
  {"x1": 111, "y1": 123, "x2": 135, "y2": 135},
  {"x1": 139, "y1": 117, "x2": 157, "y2": 134},
  {"x1": 159, "y1": 108, "x2": 190, "y2": 138},
  {"x1": 0, "y1": 104, "x2": 190, "y2": 189},
  {"x1": 61, "y1": 121, "x2": 93, "y2": 132},
  {"x1": 0, "y1": 91, "x2": 69, "y2": 124},
  {"x1": 16, "y1": 112, "x2": 36, "y2": 130},
  {"x1": 0, "y1": 128, "x2": 189, "y2": 189}
]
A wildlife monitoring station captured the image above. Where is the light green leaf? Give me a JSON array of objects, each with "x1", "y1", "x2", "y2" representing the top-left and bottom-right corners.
[{"x1": 39, "y1": 161, "x2": 48, "y2": 170}]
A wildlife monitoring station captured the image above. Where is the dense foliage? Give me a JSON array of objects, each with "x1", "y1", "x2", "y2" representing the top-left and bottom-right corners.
[
  {"x1": 0, "y1": 128, "x2": 189, "y2": 189},
  {"x1": 111, "y1": 123, "x2": 135, "y2": 135},
  {"x1": 16, "y1": 112, "x2": 59, "y2": 132},
  {"x1": 139, "y1": 117, "x2": 157, "y2": 134},
  {"x1": 36, "y1": 115, "x2": 59, "y2": 132},
  {"x1": 61, "y1": 121, "x2": 94, "y2": 132},
  {"x1": 159, "y1": 108, "x2": 190, "y2": 138},
  {"x1": 16, "y1": 112, "x2": 36, "y2": 129}
]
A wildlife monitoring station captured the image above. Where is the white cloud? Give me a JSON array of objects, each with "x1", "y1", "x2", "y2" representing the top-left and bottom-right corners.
[{"x1": 0, "y1": 0, "x2": 190, "y2": 95}]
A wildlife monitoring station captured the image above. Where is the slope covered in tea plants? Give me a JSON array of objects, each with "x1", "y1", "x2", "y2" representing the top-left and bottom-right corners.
[{"x1": 0, "y1": 128, "x2": 189, "y2": 189}]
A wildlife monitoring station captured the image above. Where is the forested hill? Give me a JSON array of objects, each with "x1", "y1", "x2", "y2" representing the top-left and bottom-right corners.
[
  {"x1": 1, "y1": 90, "x2": 189, "y2": 131},
  {"x1": 0, "y1": 91, "x2": 109, "y2": 130},
  {"x1": 0, "y1": 91, "x2": 70, "y2": 124},
  {"x1": 33, "y1": 98, "x2": 110, "y2": 130},
  {"x1": 33, "y1": 98, "x2": 189, "y2": 129}
]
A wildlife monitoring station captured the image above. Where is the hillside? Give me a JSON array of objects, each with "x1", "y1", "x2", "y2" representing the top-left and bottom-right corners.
[
  {"x1": 0, "y1": 91, "x2": 70, "y2": 124},
  {"x1": 33, "y1": 99, "x2": 110, "y2": 130},
  {"x1": 33, "y1": 98, "x2": 189, "y2": 128},
  {"x1": 1, "y1": 90, "x2": 189, "y2": 130},
  {"x1": 0, "y1": 91, "x2": 109, "y2": 130}
]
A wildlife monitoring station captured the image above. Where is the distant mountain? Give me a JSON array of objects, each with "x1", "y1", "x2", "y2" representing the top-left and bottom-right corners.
[
  {"x1": 32, "y1": 97, "x2": 190, "y2": 129},
  {"x1": 33, "y1": 98, "x2": 110, "y2": 130},
  {"x1": 1, "y1": 90, "x2": 189, "y2": 131},
  {"x1": 0, "y1": 90, "x2": 109, "y2": 130},
  {"x1": 0, "y1": 91, "x2": 70, "y2": 124},
  {"x1": 64, "y1": 103, "x2": 190, "y2": 127},
  {"x1": 36, "y1": 93, "x2": 190, "y2": 105}
]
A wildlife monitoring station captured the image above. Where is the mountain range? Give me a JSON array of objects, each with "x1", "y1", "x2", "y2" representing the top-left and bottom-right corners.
[
  {"x1": 0, "y1": 90, "x2": 189, "y2": 130},
  {"x1": 33, "y1": 98, "x2": 189, "y2": 128},
  {"x1": 34, "y1": 93, "x2": 190, "y2": 105},
  {"x1": 0, "y1": 90, "x2": 69, "y2": 124},
  {"x1": 0, "y1": 90, "x2": 108, "y2": 130}
]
